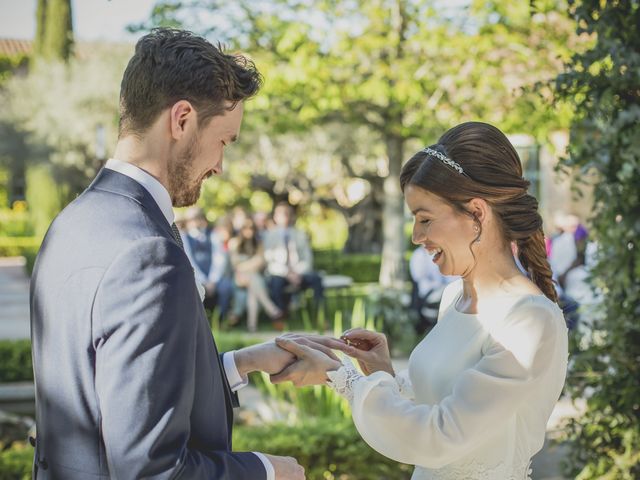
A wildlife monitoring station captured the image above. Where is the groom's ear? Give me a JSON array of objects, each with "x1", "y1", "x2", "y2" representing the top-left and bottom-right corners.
[{"x1": 169, "y1": 100, "x2": 196, "y2": 140}]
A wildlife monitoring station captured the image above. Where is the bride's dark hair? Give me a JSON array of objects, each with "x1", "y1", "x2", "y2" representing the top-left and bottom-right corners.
[{"x1": 400, "y1": 121, "x2": 558, "y2": 304}]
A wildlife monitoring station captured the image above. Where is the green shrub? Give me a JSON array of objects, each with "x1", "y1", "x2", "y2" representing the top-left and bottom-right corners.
[
  {"x1": 0, "y1": 422, "x2": 413, "y2": 480},
  {"x1": 555, "y1": 0, "x2": 640, "y2": 477},
  {"x1": 0, "y1": 442, "x2": 32, "y2": 480},
  {"x1": 314, "y1": 250, "x2": 381, "y2": 283},
  {"x1": 0, "y1": 236, "x2": 40, "y2": 275},
  {"x1": 213, "y1": 332, "x2": 264, "y2": 352},
  {"x1": 0, "y1": 333, "x2": 262, "y2": 384},
  {"x1": 234, "y1": 419, "x2": 412, "y2": 480},
  {"x1": 0, "y1": 208, "x2": 34, "y2": 237},
  {"x1": 0, "y1": 340, "x2": 33, "y2": 383},
  {"x1": 25, "y1": 166, "x2": 64, "y2": 238},
  {"x1": 0, "y1": 237, "x2": 40, "y2": 257},
  {"x1": 249, "y1": 371, "x2": 352, "y2": 422}
]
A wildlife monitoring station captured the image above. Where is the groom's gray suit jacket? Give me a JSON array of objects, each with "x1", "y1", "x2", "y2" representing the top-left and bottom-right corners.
[{"x1": 30, "y1": 168, "x2": 265, "y2": 479}]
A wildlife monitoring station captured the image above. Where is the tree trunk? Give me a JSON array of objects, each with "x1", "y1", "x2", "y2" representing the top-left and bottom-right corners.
[
  {"x1": 379, "y1": 135, "x2": 406, "y2": 287},
  {"x1": 343, "y1": 185, "x2": 384, "y2": 253}
]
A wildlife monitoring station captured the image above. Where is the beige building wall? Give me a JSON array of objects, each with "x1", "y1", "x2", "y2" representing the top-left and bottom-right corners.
[
  {"x1": 539, "y1": 131, "x2": 594, "y2": 233},
  {"x1": 511, "y1": 131, "x2": 594, "y2": 235}
]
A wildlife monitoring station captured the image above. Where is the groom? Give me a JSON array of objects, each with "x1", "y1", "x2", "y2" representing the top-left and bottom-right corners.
[{"x1": 30, "y1": 28, "x2": 338, "y2": 479}]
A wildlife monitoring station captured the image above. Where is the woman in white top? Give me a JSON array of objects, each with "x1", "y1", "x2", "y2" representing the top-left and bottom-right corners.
[{"x1": 276, "y1": 121, "x2": 569, "y2": 480}]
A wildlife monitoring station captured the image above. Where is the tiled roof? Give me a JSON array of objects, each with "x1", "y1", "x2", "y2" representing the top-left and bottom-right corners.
[
  {"x1": 0, "y1": 38, "x2": 32, "y2": 56},
  {"x1": 0, "y1": 38, "x2": 132, "y2": 59}
]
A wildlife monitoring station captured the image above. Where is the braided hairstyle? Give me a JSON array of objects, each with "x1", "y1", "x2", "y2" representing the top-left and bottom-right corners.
[{"x1": 400, "y1": 121, "x2": 558, "y2": 304}]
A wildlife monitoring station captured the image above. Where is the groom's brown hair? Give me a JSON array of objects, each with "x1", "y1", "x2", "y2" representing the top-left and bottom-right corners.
[{"x1": 118, "y1": 28, "x2": 262, "y2": 137}]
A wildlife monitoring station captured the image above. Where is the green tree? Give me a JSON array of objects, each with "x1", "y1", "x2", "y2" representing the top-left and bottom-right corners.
[
  {"x1": 0, "y1": 45, "x2": 131, "y2": 224},
  {"x1": 34, "y1": 0, "x2": 48, "y2": 57},
  {"x1": 555, "y1": 0, "x2": 640, "y2": 478},
  {"x1": 41, "y1": 0, "x2": 74, "y2": 61},
  {"x1": 137, "y1": 0, "x2": 576, "y2": 285}
]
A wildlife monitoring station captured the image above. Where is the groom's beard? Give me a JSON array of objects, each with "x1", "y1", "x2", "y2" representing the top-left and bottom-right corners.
[{"x1": 169, "y1": 131, "x2": 203, "y2": 208}]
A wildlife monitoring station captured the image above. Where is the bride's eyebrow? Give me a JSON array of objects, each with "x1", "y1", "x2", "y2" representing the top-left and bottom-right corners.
[{"x1": 411, "y1": 207, "x2": 433, "y2": 215}]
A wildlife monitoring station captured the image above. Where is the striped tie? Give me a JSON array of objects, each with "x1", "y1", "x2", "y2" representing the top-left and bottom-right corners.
[{"x1": 171, "y1": 223, "x2": 184, "y2": 250}]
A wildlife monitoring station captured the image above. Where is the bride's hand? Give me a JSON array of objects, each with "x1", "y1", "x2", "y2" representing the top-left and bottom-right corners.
[
  {"x1": 341, "y1": 328, "x2": 394, "y2": 377},
  {"x1": 276, "y1": 333, "x2": 345, "y2": 361}
]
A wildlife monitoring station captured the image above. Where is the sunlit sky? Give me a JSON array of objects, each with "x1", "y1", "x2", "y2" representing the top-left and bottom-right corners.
[
  {"x1": 0, "y1": 0, "x2": 472, "y2": 42},
  {"x1": 0, "y1": 0, "x2": 157, "y2": 41}
]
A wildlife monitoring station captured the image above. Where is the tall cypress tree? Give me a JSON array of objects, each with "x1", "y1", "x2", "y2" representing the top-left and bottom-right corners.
[
  {"x1": 42, "y1": 0, "x2": 73, "y2": 61},
  {"x1": 33, "y1": 0, "x2": 47, "y2": 56},
  {"x1": 556, "y1": 0, "x2": 640, "y2": 478}
]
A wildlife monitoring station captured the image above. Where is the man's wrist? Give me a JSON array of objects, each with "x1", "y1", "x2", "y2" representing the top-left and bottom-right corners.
[{"x1": 234, "y1": 346, "x2": 258, "y2": 378}]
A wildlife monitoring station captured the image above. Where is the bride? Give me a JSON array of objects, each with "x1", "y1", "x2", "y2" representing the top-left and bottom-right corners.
[{"x1": 275, "y1": 122, "x2": 569, "y2": 480}]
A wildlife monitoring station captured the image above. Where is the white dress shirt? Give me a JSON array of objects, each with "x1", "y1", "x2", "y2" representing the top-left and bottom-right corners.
[{"x1": 104, "y1": 159, "x2": 274, "y2": 480}]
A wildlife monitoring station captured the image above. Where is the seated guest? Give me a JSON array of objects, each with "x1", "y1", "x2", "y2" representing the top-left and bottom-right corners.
[
  {"x1": 213, "y1": 215, "x2": 234, "y2": 251},
  {"x1": 252, "y1": 211, "x2": 271, "y2": 241},
  {"x1": 230, "y1": 206, "x2": 250, "y2": 236},
  {"x1": 409, "y1": 246, "x2": 457, "y2": 333},
  {"x1": 229, "y1": 218, "x2": 285, "y2": 332},
  {"x1": 182, "y1": 207, "x2": 233, "y2": 318},
  {"x1": 263, "y1": 202, "x2": 324, "y2": 313}
]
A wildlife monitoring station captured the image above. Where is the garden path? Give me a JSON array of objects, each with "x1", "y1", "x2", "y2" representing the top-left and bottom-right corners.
[{"x1": 0, "y1": 257, "x2": 30, "y2": 341}]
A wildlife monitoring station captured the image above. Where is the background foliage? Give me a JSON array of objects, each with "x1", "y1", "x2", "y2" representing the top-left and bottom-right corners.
[
  {"x1": 130, "y1": 0, "x2": 578, "y2": 286},
  {"x1": 234, "y1": 420, "x2": 413, "y2": 479},
  {"x1": 555, "y1": 0, "x2": 640, "y2": 478}
]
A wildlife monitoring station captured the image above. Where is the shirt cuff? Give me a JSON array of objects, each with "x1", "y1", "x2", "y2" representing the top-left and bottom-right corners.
[
  {"x1": 222, "y1": 351, "x2": 249, "y2": 392},
  {"x1": 253, "y1": 452, "x2": 275, "y2": 480}
]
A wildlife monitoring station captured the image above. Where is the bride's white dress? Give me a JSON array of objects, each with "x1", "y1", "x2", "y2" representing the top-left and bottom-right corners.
[{"x1": 328, "y1": 280, "x2": 568, "y2": 479}]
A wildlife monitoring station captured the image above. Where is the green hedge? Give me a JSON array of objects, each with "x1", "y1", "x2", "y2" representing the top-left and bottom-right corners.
[
  {"x1": 0, "y1": 421, "x2": 414, "y2": 480},
  {"x1": 0, "y1": 237, "x2": 41, "y2": 275},
  {"x1": 0, "y1": 340, "x2": 32, "y2": 383},
  {"x1": 213, "y1": 332, "x2": 263, "y2": 352},
  {"x1": 0, "y1": 442, "x2": 31, "y2": 480},
  {"x1": 314, "y1": 250, "x2": 381, "y2": 283},
  {"x1": 0, "y1": 333, "x2": 261, "y2": 384},
  {"x1": 234, "y1": 420, "x2": 412, "y2": 480}
]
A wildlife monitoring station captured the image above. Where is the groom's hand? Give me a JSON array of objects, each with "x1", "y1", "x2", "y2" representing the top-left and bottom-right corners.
[
  {"x1": 234, "y1": 341, "x2": 296, "y2": 378},
  {"x1": 270, "y1": 337, "x2": 341, "y2": 387},
  {"x1": 263, "y1": 454, "x2": 305, "y2": 479}
]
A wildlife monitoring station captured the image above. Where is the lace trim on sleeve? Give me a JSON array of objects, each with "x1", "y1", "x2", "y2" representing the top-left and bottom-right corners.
[{"x1": 326, "y1": 357, "x2": 363, "y2": 404}]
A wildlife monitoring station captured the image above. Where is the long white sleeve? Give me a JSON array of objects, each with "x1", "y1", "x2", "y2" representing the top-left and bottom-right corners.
[{"x1": 332, "y1": 298, "x2": 567, "y2": 470}]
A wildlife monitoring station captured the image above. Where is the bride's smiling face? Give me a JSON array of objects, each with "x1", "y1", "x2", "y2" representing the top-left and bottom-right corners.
[{"x1": 405, "y1": 184, "x2": 478, "y2": 277}]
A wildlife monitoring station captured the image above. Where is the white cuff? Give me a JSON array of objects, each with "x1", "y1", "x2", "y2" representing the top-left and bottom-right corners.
[
  {"x1": 326, "y1": 356, "x2": 363, "y2": 404},
  {"x1": 253, "y1": 452, "x2": 275, "y2": 480},
  {"x1": 222, "y1": 351, "x2": 249, "y2": 392}
]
